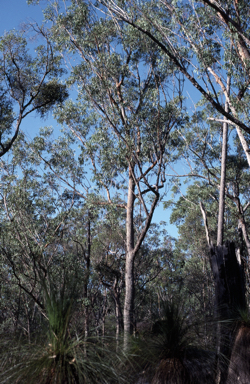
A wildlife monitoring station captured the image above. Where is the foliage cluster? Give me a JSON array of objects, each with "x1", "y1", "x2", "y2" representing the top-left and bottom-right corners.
[{"x1": 1, "y1": 0, "x2": 250, "y2": 383}]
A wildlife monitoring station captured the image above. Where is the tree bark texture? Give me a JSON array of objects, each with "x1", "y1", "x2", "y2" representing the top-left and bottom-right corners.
[
  {"x1": 210, "y1": 241, "x2": 246, "y2": 384},
  {"x1": 124, "y1": 166, "x2": 136, "y2": 348},
  {"x1": 238, "y1": 217, "x2": 250, "y2": 259},
  {"x1": 226, "y1": 326, "x2": 250, "y2": 384},
  {"x1": 84, "y1": 214, "x2": 91, "y2": 338},
  {"x1": 112, "y1": 277, "x2": 123, "y2": 341},
  {"x1": 217, "y1": 77, "x2": 230, "y2": 246}
]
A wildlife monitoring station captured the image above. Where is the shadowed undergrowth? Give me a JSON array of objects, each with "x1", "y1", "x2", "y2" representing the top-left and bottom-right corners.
[
  {"x1": 0, "y1": 278, "x2": 128, "y2": 384},
  {"x1": 2, "y1": 298, "x2": 247, "y2": 383}
]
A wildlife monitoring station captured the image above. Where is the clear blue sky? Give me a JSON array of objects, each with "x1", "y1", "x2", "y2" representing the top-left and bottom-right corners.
[{"x1": 0, "y1": 0, "x2": 44, "y2": 35}]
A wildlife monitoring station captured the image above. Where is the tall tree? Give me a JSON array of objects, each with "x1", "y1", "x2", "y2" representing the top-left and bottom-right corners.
[
  {"x1": 102, "y1": 0, "x2": 250, "y2": 170},
  {"x1": 27, "y1": 0, "x2": 185, "y2": 346},
  {"x1": 217, "y1": 77, "x2": 230, "y2": 246}
]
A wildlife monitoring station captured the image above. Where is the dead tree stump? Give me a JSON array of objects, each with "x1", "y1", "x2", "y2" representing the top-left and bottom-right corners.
[{"x1": 210, "y1": 241, "x2": 246, "y2": 384}]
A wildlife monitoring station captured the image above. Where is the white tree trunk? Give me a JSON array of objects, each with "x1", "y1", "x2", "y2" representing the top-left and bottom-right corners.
[
  {"x1": 217, "y1": 77, "x2": 230, "y2": 246},
  {"x1": 123, "y1": 165, "x2": 135, "y2": 349}
]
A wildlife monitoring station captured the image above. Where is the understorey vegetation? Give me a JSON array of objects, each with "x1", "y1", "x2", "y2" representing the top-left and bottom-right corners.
[{"x1": 1, "y1": 0, "x2": 250, "y2": 383}]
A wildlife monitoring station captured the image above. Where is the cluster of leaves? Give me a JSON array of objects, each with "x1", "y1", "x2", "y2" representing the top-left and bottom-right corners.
[{"x1": 2, "y1": 0, "x2": 250, "y2": 382}]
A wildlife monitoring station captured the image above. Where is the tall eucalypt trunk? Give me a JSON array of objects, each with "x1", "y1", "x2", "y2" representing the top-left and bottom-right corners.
[
  {"x1": 200, "y1": 79, "x2": 246, "y2": 384},
  {"x1": 211, "y1": 80, "x2": 245, "y2": 384},
  {"x1": 217, "y1": 77, "x2": 230, "y2": 247},
  {"x1": 84, "y1": 211, "x2": 91, "y2": 339},
  {"x1": 124, "y1": 165, "x2": 136, "y2": 349},
  {"x1": 123, "y1": 162, "x2": 160, "y2": 350},
  {"x1": 214, "y1": 76, "x2": 230, "y2": 384}
]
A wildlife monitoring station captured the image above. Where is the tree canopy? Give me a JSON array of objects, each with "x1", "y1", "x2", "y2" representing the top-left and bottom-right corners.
[{"x1": 1, "y1": 1, "x2": 250, "y2": 383}]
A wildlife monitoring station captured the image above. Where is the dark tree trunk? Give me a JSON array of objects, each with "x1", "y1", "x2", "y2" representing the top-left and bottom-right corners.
[{"x1": 210, "y1": 241, "x2": 246, "y2": 384}]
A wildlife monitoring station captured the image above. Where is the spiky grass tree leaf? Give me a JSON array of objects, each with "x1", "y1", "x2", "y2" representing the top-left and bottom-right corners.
[
  {"x1": 0, "y1": 333, "x2": 128, "y2": 383},
  {"x1": 127, "y1": 299, "x2": 217, "y2": 383},
  {"x1": 0, "y1": 276, "x2": 127, "y2": 384}
]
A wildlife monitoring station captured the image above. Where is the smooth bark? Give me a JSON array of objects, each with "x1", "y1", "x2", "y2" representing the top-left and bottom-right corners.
[
  {"x1": 217, "y1": 77, "x2": 230, "y2": 246},
  {"x1": 123, "y1": 163, "x2": 160, "y2": 349},
  {"x1": 124, "y1": 165, "x2": 136, "y2": 348}
]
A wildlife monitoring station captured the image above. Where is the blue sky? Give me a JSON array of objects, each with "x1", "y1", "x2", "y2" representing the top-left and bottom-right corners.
[
  {"x1": 1, "y1": 0, "x2": 205, "y2": 240},
  {"x1": 0, "y1": 0, "x2": 44, "y2": 35}
]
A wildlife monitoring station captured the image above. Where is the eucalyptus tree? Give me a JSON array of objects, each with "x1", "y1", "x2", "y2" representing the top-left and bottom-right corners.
[
  {"x1": 0, "y1": 27, "x2": 68, "y2": 156},
  {"x1": 167, "y1": 103, "x2": 250, "y2": 259},
  {"x1": 100, "y1": 3, "x2": 250, "y2": 334},
  {"x1": 102, "y1": 0, "x2": 250, "y2": 168},
  {"x1": 27, "y1": 0, "x2": 185, "y2": 346},
  {"x1": 169, "y1": 147, "x2": 250, "y2": 382}
]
